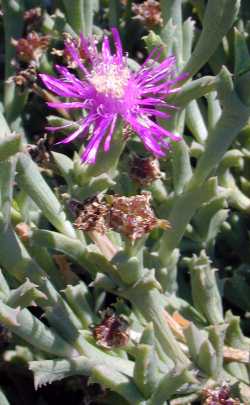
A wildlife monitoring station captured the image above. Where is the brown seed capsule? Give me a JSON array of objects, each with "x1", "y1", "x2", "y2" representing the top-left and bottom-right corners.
[
  {"x1": 12, "y1": 32, "x2": 50, "y2": 65},
  {"x1": 132, "y1": 0, "x2": 163, "y2": 29},
  {"x1": 92, "y1": 310, "x2": 130, "y2": 349},
  {"x1": 70, "y1": 196, "x2": 110, "y2": 234},
  {"x1": 109, "y1": 192, "x2": 170, "y2": 240},
  {"x1": 130, "y1": 155, "x2": 161, "y2": 186}
]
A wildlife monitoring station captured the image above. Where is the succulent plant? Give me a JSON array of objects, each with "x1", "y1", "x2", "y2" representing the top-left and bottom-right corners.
[{"x1": 0, "y1": 1, "x2": 250, "y2": 404}]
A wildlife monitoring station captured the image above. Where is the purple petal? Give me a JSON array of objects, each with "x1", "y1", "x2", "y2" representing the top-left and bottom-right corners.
[
  {"x1": 64, "y1": 42, "x2": 89, "y2": 76},
  {"x1": 125, "y1": 115, "x2": 166, "y2": 157},
  {"x1": 147, "y1": 119, "x2": 182, "y2": 141},
  {"x1": 137, "y1": 47, "x2": 162, "y2": 74},
  {"x1": 103, "y1": 114, "x2": 117, "y2": 152},
  {"x1": 111, "y1": 28, "x2": 123, "y2": 63},
  {"x1": 45, "y1": 122, "x2": 74, "y2": 132},
  {"x1": 39, "y1": 74, "x2": 79, "y2": 98},
  {"x1": 139, "y1": 108, "x2": 170, "y2": 119},
  {"x1": 102, "y1": 36, "x2": 111, "y2": 62},
  {"x1": 55, "y1": 125, "x2": 85, "y2": 145},
  {"x1": 81, "y1": 118, "x2": 111, "y2": 163},
  {"x1": 47, "y1": 101, "x2": 88, "y2": 109},
  {"x1": 55, "y1": 113, "x2": 98, "y2": 144},
  {"x1": 54, "y1": 65, "x2": 87, "y2": 92}
]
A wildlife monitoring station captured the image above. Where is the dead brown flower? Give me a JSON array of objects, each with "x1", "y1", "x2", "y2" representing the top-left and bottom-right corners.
[
  {"x1": 132, "y1": 0, "x2": 163, "y2": 29},
  {"x1": 70, "y1": 192, "x2": 170, "y2": 240},
  {"x1": 130, "y1": 155, "x2": 161, "y2": 186},
  {"x1": 12, "y1": 32, "x2": 50, "y2": 65},
  {"x1": 109, "y1": 192, "x2": 170, "y2": 240},
  {"x1": 92, "y1": 310, "x2": 130, "y2": 349},
  {"x1": 70, "y1": 196, "x2": 110, "y2": 234}
]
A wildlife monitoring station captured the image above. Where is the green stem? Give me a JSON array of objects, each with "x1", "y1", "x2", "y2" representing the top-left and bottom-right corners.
[
  {"x1": 62, "y1": 0, "x2": 93, "y2": 35},
  {"x1": 172, "y1": 76, "x2": 218, "y2": 108},
  {"x1": 128, "y1": 288, "x2": 190, "y2": 367},
  {"x1": 160, "y1": 0, "x2": 183, "y2": 66},
  {"x1": 109, "y1": 0, "x2": 120, "y2": 28},
  {"x1": 159, "y1": 177, "x2": 217, "y2": 261},
  {"x1": 183, "y1": 0, "x2": 240, "y2": 77},
  {"x1": 16, "y1": 153, "x2": 76, "y2": 238},
  {"x1": 188, "y1": 69, "x2": 250, "y2": 190},
  {"x1": 2, "y1": 0, "x2": 24, "y2": 123},
  {"x1": 0, "y1": 387, "x2": 10, "y2": 405}
]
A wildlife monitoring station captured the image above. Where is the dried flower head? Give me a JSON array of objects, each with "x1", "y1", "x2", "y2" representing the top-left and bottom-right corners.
[
  {"x1": 40, "y1": 28, "x2": 186, "y2": 164},
  {"x1": 92, "y1": 310, "x2": 130, "y2": 348},
  {"x1": 132, "y1": 0, "x2": 163, "y2": 29},
  {"x1": 130, "y1": 154, "x2": 161, "y2": 186},
  {"x1": 109, "y1": 192, "x2": 170, "y2": 240},
  {"x1": 70, "y1": 196, "x2": 110, "y2": 234},
  {"x1": 12, "y1": 32, "x2": 50, "y2": 65},
  {"x1": 202, "y1": 384, "x2": 241, "y2": 405}
]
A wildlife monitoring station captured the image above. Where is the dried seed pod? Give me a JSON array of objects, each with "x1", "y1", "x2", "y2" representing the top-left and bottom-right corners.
[
  {"x1": 109, "y1": 192, "x2": 170, "y2": 240},
  {"x1": 130, "y1": 155, "x2": 161, "y2": 186},
  {"x1": 70, "y1": 196, "x2": 110, "y2": 234},
  {"x1": 132, "y1": 0, "x2": 163, "y2": 29},
  {"x1": 92, "y1": 310, "x2": 130, "y2": 349}
]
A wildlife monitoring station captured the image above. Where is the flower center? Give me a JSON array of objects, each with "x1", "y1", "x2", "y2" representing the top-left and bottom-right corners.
[{"x1": 89, "y1": 63, "x2": 130, "y2": 99}]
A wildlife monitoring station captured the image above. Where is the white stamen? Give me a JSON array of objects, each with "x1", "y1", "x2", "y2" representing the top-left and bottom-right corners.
[{"x1": 90, "y1": 63, "x2": 130, "y2": 99}]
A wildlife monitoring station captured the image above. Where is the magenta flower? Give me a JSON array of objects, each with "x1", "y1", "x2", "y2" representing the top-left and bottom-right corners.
[{"x1": 40, "y1": 28, "x2": 186, "y2": 164}]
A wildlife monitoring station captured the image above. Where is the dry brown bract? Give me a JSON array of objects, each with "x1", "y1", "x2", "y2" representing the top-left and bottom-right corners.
[
  {"x1": 71, "y1": 197, "x2": 110, "y2": 234},
  {"x1": 72, "y1": 192, "x2": 170, "y2": 240},
  {"x1": 132, "y1": 0, "x2": 163, "y2": 29},
  {"x1": 109, "y1": 192, "x2": 170, "y2": 240}
]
